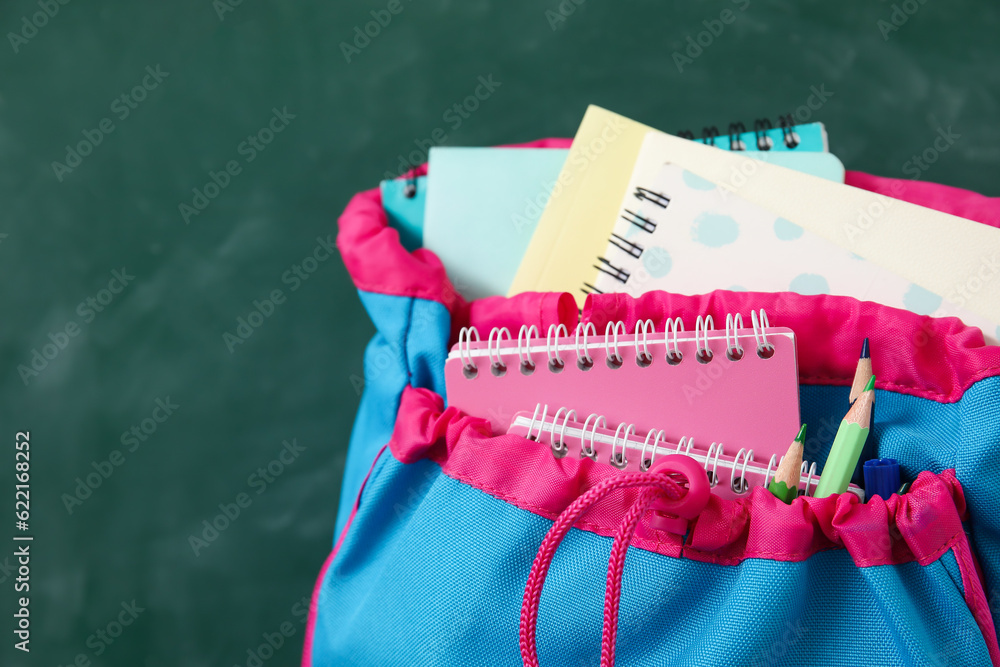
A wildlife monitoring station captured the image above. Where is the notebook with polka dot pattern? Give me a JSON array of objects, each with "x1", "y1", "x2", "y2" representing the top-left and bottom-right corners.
[{"x1": 591, "y1": 160, "x2": 999, "y2": 345}]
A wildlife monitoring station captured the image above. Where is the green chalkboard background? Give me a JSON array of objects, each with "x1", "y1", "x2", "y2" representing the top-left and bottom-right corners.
[{"x1": 1, "y1": 0, "x2": 997, "y2": 664}]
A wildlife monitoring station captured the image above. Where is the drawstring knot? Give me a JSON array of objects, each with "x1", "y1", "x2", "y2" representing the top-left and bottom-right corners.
[{"x1": 520, "y1": 455, "x2": 710, "y2": 666}]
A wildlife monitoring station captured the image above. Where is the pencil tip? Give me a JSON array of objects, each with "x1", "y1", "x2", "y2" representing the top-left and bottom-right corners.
[
  {"x1": 860, "y1": 337, "x2": 870, "y2": 360},
  {"x1": 864, "y1": 375, "x2": 876, "y2": 392},
  {"x1": 795, "y1": 424, "x2": 807, "y2": 442}
]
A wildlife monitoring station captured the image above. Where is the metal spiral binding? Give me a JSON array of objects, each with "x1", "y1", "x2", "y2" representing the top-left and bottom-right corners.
[
  {"x1": 581, "y1": 414, "x2": 605, "y2": 460},
  {"x1": 604, "y1": 321, "x2": 626, "y2": 368},
  {"x1": 520, "y1": 403, "x2": 822, "y2": 498},
  {"x1": 705, "y1": 442, "x2": 725, "y2": 486},
  {"x1": 694, "y1": 315, "x2": 715, "y2": 364},
  {"x1": 727, "y1": 122, "x2": 747, "y2": 151},
  {"x1": 517, "y1": 325, "x2": 538, "y2": 375},
  {"x1": 751, "y1": 309, "x2": 774, "y2": 358},
  {"x1": 634, "y1": 319, "x2": 654, "y2": 367},
  {"x1": 632, "y1": 187, "x2": 670, "y2": 209},
  {"x1": 725, "y1": 313, "x2": 745, "y2": 361},
  {"x1": 546, "y1": 323, "x2": 568, "y2": 372},
  {"x1": 609, "y1": 233, "x2": 643, "y2": 259},
  {"x1": 487, "y1": 327, "x2": 511, "y2": 377},
  {"x1": 674, "y1": 115, "x2": 805, "y2": 151},
  {"x1": 590, "y1": 116, "x2": 805, "y2": 296},
  {"x1": 639, "y1": 429, "x2": 664, "y2": 471},
  {"x1": 456, "y1": 310, "x2": 774, "y2": 377},
  {"x1": 457, "y1": 326, "x2": 480, "y2": 378},
  {"x1": 621, "y1": 208, "x2": 657, "y2": 233},
  {"x1": 550, "y1": 407, "x2": 576, "y2": 458},
  {"x1": 753, "y1": 118, "x2": 774, "y2": 150},
  {"x1": 779, "y1": 114, "x2": 800, "y2": 149},
  {"x1": 610, "y1": 422, "x2": 634, "y2": 469},
  {"x1": 594, "y1": 256, "x2": 629, "y2": 284},
  {"x1": 404, "y1": 166, "x2": 419, "y2": 198},
  {"x1": 575, "y1": 322, "x2": 596, "y2": 370}
]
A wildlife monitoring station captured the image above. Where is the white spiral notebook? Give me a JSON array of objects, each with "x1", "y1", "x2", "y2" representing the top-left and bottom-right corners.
[
  {"x1": 507, "y1": 406, "x2": 864, "y2": 501},
  {"x1": 590, "y1": 162, "x2": 1000, "y2": 345}
]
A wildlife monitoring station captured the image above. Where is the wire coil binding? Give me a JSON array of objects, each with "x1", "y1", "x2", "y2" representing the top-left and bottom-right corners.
[
  {"x1": 519, "y1": 403, "x2": 822, "y2": 498},
  {"x1": 677, "y1": 115, "x2": 805, "y2": 151},
  {"x1": 456, "y1": 310, "x2": 775, "y2": 377}
]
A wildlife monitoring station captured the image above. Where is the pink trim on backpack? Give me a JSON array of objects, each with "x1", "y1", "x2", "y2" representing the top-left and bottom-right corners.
[
  {"x1": 336, "y1": 139, "x2": 571, "y2": 310},
  {"x1": 337, "y1": 142, "x2": 1000, "y2": 402},
  {"x1": 337, "y1": 139, "x2": 1000, "y2": 311},
  {"x1": 518, "y1": 455, "x2": 1000, "y2": 667},
  {"x1": 390, "y1": 385, "x2": 973, "y2": 568},
  {"x1": 451, "y1": 288, "x2": 1000, "y2": 404},
  {"x1": 302, "y1": 445, "x2": 389, "y2": 667},
  {"x1": 580, "y1": 291, "x2": 1000, "y2": 403}
]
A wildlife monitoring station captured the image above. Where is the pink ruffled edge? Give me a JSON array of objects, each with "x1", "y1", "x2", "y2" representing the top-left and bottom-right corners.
[
  {"x1": 336, "y1": 139, "x2": 571, "y2": 315},
  {"x1": 338, "y1": 138, "x2": 1000, "y2": 307},
  {"x1": 582, "y1": 291, "x2": 1000, "y2": 403},
  {"x1": 337, "y1": 140, "x2": 1000, "y2": 403},
  {"x1": 388, "y1": 385, "x2": 1000, "y2": 664},
  {"x1": 390, "y1": 385, "x2": 972, "y2": 567}
]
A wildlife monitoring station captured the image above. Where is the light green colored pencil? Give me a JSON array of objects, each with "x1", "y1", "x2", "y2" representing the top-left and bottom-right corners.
[{"x1": 815, "y1": 376, "x2": 875, "y2": 498}]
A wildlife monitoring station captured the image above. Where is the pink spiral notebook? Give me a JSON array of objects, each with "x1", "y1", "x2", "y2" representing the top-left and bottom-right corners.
[{"x1": 444, "y1": 310, "x2": 801, "y2": 469}]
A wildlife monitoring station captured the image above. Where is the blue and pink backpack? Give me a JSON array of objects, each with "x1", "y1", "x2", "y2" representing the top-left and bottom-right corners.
[{"x1": 304, "y1": 139, "x2": 1000, "y2": 666}]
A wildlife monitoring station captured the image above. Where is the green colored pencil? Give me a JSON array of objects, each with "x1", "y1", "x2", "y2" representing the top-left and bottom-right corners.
[
  {"x1": 815, "y1": 376, "x2": 875, "y2": 498},
  {"x1": 768, "y1": 424, "x2": 807, "y2": 504}
]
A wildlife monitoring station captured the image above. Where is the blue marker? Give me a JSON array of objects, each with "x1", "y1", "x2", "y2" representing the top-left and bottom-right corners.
[{"x1": 863, "y1": 459, "x2": 900, "y2": 501}]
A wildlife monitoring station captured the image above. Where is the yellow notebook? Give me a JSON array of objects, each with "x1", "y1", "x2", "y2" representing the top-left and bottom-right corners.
[{"x1": 509, "y1": 105, "x2": 1000, "y2": 330}]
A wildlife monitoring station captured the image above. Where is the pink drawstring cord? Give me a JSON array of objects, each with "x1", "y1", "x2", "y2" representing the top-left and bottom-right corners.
[{"x1": 520, "y1": 457, "x2": 708, "y2": 667}]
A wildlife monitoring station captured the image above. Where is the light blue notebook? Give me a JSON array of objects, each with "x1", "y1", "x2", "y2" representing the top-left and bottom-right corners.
[
  {"x1": 423, "y1": 148, "x2": 571, "y2": 301},
  {"x1": 422, "y1": 146, "x2": 844, "y2": 300}
]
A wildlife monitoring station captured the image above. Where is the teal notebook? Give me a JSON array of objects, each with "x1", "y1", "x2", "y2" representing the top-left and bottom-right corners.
[
  {"x1": 380, "y1": 176, "x2": 426, "y2": 252},
  {"x1": 422, "y1": 147, "x2": 844, "y2": 300},
  {"x1": 686, "y1": 120, "x2": 829, "y2": 152}
]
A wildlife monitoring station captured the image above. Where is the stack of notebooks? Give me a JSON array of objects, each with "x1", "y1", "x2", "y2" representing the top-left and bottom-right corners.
[{"x1": 382, "y1": 107, "x2": 1000, "y2": 501}]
